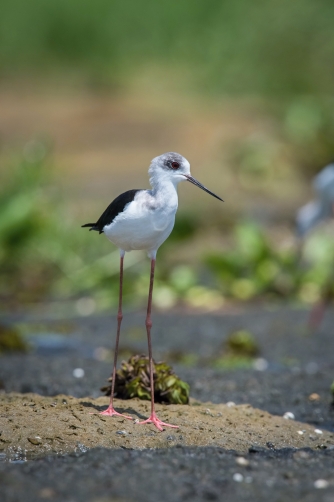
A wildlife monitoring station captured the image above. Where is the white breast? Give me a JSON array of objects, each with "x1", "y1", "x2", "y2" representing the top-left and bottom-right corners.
[{"x1": 103, "y1": 188, "x2": 178, "y2": 254}]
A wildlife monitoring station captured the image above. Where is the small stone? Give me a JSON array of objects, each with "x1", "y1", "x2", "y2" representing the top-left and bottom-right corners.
[
  {"x1": 76, "y1": 443, "x2": 89, "y2": 453},
  {"x1": 116, "y1": 430, "x2": 127, "y2": 436},
  {"x1": 167, "y1": 435, "x2": 176, "y2": 441},
  {"x1": 28, "y1": 437, "x2": 42, "y2": 445},
  {"x1": 294, "y1": 450, "x2": 310, "y2": 460},
  {"x1": 226, "y1": 402, "x2": 235, "y2": 408},
  {"x1": 236, "y1": 457, "x2": 249, "y2": 466},
  {"x1": 253, "y1": 358, "x2": 268, "y2": 371},
  {"x1": 233, "y1": 473, "x2": 244, "y2": 482},
  {"x1": 309, "y1": 393, "x2": 320, "y2": 401},
  {"x1": 39, "y1": 488, "x2": 56, "y2": 499},
  {"x1": 314, "y1": 429, "x2": 323, "y2": 434},
  {"x1": 297, "y1": 430, "x2": 304, "y2": 435},
  {"x1": 283, "y1": 412, "x2": 295, "y2": 420},
  {"x1": 314, "y1": 479, "x2": 329, "y2": 489},
  {"x1": 73, "y1": 368, "x2": 85, "y2": 378}
]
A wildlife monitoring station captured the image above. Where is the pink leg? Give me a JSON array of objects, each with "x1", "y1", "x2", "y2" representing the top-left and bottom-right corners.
[
  {"x1": 137, "y1": 257, "x2": 178, "y2": 431},
  {"x1": 100, "y1": 253, "x2": 132, "y2": 419}
]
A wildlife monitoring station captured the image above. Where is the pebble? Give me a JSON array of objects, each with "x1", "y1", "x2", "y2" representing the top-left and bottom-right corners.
[
  {"x1": 293, "y1": 450, "x2": 310, "y2": 460},
  {"x1": 226, "y1": 402, "x2": 235, "y2": 408},
  {"x1": 75, "y1": 297, "x2": 96, "y2": 316},
  {"x1": 116, "y1": 430, "x2": 127, "y2": 436},
  {"x1": 76, "y1": 443, "x2": 89, "y2": 453},
  {"x1": 308, "y1": 393, "x2": 320, "y2": 401},
  {"x1": 233, "y1": 473, "x2": 244, "y2": 482},
  {"x1": 236, "y1": 457, "x2": 249, "y2": 466},
  {"x1": 27, "y1": 437, "x2": 42, "y2": 445},
  {"x1": 314, "y1": 429, "x2": 323, "y2": 434},
  {"x1": 93, "y1": 347, "x2": 110, "y2": 361},
  {"x1": 253, "y1": 358, "x2": 268, "y2": 371},
  {"x1": 314, "y1": 479, "x2": 329, "y2": 489},
  {"x1": 73, "y1": 368, "x2": 85, "y2": 378},
  {"x1": 283, "y1": 412, "x2": 295, "y2": 420},
  {"x1": 39, "y1": 488, "x2": 56, "y2": 499},
  {"x1": 297, "y1": 430, "x2": 304, "y2": 435}
]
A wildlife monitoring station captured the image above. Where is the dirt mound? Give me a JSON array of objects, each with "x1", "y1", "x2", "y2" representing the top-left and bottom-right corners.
[{"x1": 1, "y1": 393, "x2": 333, "y2": 459}]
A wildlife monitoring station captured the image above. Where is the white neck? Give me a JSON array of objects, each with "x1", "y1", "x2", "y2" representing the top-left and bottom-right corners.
[{"x1": 149, "y1": 170, "x2": 180, "y2": 210}]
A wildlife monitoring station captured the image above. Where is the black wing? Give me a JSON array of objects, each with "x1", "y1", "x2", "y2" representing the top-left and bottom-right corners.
[{"x1": 82, "y1": 189, "x2": 142, "y2": 234}]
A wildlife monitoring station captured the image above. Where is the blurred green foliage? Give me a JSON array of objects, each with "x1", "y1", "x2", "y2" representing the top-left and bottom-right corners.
[
  {"x1": 212, "y1": 329, "x2": 260, "y2": 370},
  {"x1": 205, "y1": 221, "x2": 334, "y2": 304},
  {"x1": 0, "y1": 324, "x2": 28, "y2": 353},
  {"x1": 231, "y1": 97, "x2": 334, "y2": 180},
  {"x1": 101, "y1": 354, "x2": 190, "y2": 404},
  {"x1": 1, "y1": 0, "x2": 334, "y2": 96},
  {"x1": 205, "y1": 222, "x2": 300, "y2": 300},
  {"x1": 225, "y1": 330, "x2": 259, "y2": 358},
  {"x1": 1, "y1": 154, "x2": 334, "y2": 311}
]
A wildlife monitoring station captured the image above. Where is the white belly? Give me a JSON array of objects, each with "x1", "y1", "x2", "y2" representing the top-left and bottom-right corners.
[{"x1": 103, "y1": 204, "x2": 176, "y2": 253}]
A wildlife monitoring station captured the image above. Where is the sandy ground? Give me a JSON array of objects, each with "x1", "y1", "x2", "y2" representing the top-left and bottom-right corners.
[{"x1": 1, "y1": 393, "x2": 332, "y2": 459}]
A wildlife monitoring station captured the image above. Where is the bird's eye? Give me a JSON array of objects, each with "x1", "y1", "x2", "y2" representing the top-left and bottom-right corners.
[{"x1": 171, "y1": 161, "x2": 180, "y2": 169}]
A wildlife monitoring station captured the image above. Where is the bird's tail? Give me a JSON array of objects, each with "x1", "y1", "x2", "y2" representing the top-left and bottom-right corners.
[{"x1": 81, "y1": 223, "x2": 99, "y2": 231}]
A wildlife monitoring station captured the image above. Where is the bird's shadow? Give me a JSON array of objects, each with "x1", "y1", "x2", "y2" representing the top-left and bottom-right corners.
[{"x1": 79, "y1": 400, "x2": 147, "y2": 419}]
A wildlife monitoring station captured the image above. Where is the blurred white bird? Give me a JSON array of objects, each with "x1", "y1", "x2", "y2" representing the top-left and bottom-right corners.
[
  {"x1": 297, "y1": 163, "x2": 334, "y2": 236},
  {"x1": 296, "y1": 162, "x2": 334, "y2": 329}
]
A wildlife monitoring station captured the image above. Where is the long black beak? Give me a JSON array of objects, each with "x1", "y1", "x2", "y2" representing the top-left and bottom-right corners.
[{"x1": 184, "y1": 175, "x2": 223, "y2": 201}]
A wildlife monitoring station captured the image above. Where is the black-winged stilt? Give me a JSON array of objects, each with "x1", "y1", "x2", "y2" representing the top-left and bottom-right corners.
[
  {"x1": 82, "y1": 152, "x2": 223, "y2": 430},
  {"x1": 296, "y1": 163, "x2": 334, "y2": 329}
]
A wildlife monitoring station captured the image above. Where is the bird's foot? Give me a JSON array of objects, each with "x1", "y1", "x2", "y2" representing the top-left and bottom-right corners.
[
  {"x1": 95, "y1": 406, "x2": 133, "y2": 420},
  {"x1": 136, "y1": 412, "x2": 178, "y2": 432}
]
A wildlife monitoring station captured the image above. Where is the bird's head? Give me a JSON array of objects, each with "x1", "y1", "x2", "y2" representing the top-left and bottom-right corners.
[{"x1": 149, "y1": 152, "x2": 223, "y2": 201}]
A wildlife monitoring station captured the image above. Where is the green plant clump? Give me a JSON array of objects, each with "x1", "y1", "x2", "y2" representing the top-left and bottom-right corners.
[
  {"x1": 101, "y1": 354, "x2": 190, "y2": 405},
  {"x1": 226, "y1": 330, "x2": 259, "y2": 358},
  {"x1": 212, "y1": 329, "x2": 259, "y2": 369},
  {"x1": 0, "y1": 325, "x2": 29, "y2": 353}
]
